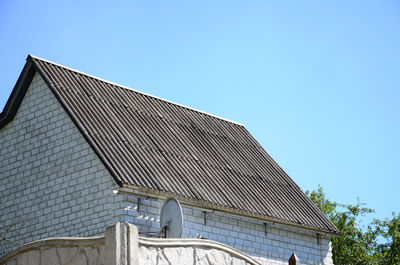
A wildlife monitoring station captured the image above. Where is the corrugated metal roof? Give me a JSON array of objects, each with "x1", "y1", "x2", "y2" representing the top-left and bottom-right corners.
[{"x1": 24, "y1": 55, "x2": 338, "y2": 234}]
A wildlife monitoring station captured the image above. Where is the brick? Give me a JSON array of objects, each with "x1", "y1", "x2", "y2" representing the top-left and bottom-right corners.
[{"x1": 0, "y1": 74, "x2": 124, "y2": 256}]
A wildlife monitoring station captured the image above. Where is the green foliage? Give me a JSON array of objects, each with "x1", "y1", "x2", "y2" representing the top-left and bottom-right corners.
[
  {"x1": 374, "y1": 213, "x2": 400, "y2": 264},
  {"x1": 306, "y1": 186, "x2": 400, "y2": 265}
]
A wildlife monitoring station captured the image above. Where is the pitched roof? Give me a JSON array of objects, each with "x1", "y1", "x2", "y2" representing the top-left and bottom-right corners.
[{"x1": 0, "y1": 55, "x2": 339, "y2": 234}]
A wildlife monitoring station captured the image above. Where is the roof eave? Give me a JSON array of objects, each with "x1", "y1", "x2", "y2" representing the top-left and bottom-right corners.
[{"x1": 118, "y1": 184, "x2": 341, "y2": 236}]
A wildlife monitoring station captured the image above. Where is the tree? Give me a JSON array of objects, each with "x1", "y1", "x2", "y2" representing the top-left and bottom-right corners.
[
  {"x1": 306, "y1": 186, "x2": 400, "y2": 265},
  {"x1": 375, "y1": 213, "x2": 400, "y2": 264}
]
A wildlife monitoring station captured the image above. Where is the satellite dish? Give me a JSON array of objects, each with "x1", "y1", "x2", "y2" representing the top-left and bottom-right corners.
[{"x1": 160, "y1": 198, "x2": 183, "y2": 238}]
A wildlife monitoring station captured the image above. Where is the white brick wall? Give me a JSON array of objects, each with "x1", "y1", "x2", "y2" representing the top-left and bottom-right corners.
[
  {"x1": 0, "y1": 73, "x2": 124, "y2": 256},
  {"x1": 122, "y1": 195, "x2": 334, "y2": 265},
  {"x1": 0, "y1": 73, "x2": 334, "y2": 264}
]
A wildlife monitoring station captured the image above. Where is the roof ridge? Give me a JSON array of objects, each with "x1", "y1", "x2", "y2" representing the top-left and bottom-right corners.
[{"x1": 27, "y1": 54, "x2": 244, "y2": 127}]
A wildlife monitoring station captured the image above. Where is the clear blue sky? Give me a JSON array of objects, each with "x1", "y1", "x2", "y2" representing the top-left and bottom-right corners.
[{"x1": 1, "y1": 1, "x2": 399, "y2": 223}]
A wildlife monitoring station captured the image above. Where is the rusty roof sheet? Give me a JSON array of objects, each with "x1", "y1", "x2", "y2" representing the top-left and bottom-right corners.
[{"x1": 17, "y1": 55, "x2": 338, "y2": 234}]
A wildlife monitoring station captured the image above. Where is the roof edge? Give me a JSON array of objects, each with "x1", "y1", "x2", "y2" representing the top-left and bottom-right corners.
[
  {"x1": 26, "y1": 55, "x2": 125, "y2": 188},
  {"x1": 0, "y1": 57, "x2": 36, "y2": 129},
  {"x1": 119, "y1": 185, "x2": 341, "y2": 236},
  {"x1": 27, "y1": 54, "x2": 244, "y2": 127}
]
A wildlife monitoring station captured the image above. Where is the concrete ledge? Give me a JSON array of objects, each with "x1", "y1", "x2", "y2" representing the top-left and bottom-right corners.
[
  {"x1": 0, "y1": 236, "x2": 104, "y2": 264},
  {"x1": 1, "y1": 223, "x2": 260, "y2": 265},
  {"x1": 139, "y1": 237, "x2": 261, "y2": 265}
]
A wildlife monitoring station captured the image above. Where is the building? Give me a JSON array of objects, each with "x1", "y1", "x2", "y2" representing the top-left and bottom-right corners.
[{"x1": 0, "y1": 55, "x2": 339, "y2": 264}]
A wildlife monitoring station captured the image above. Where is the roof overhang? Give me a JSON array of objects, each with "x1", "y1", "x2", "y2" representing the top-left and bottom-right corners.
[
  {"x1": 0, "y1": 56, "x2": 36, "y2": 129},
  {"x1": 116, "y1": 184, "x2": 341, "y2": 237}
]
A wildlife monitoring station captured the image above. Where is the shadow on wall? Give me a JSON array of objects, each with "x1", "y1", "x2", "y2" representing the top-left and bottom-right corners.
[{"x1": 0, "y1": 222, "x2": 301, "y2": 265}]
